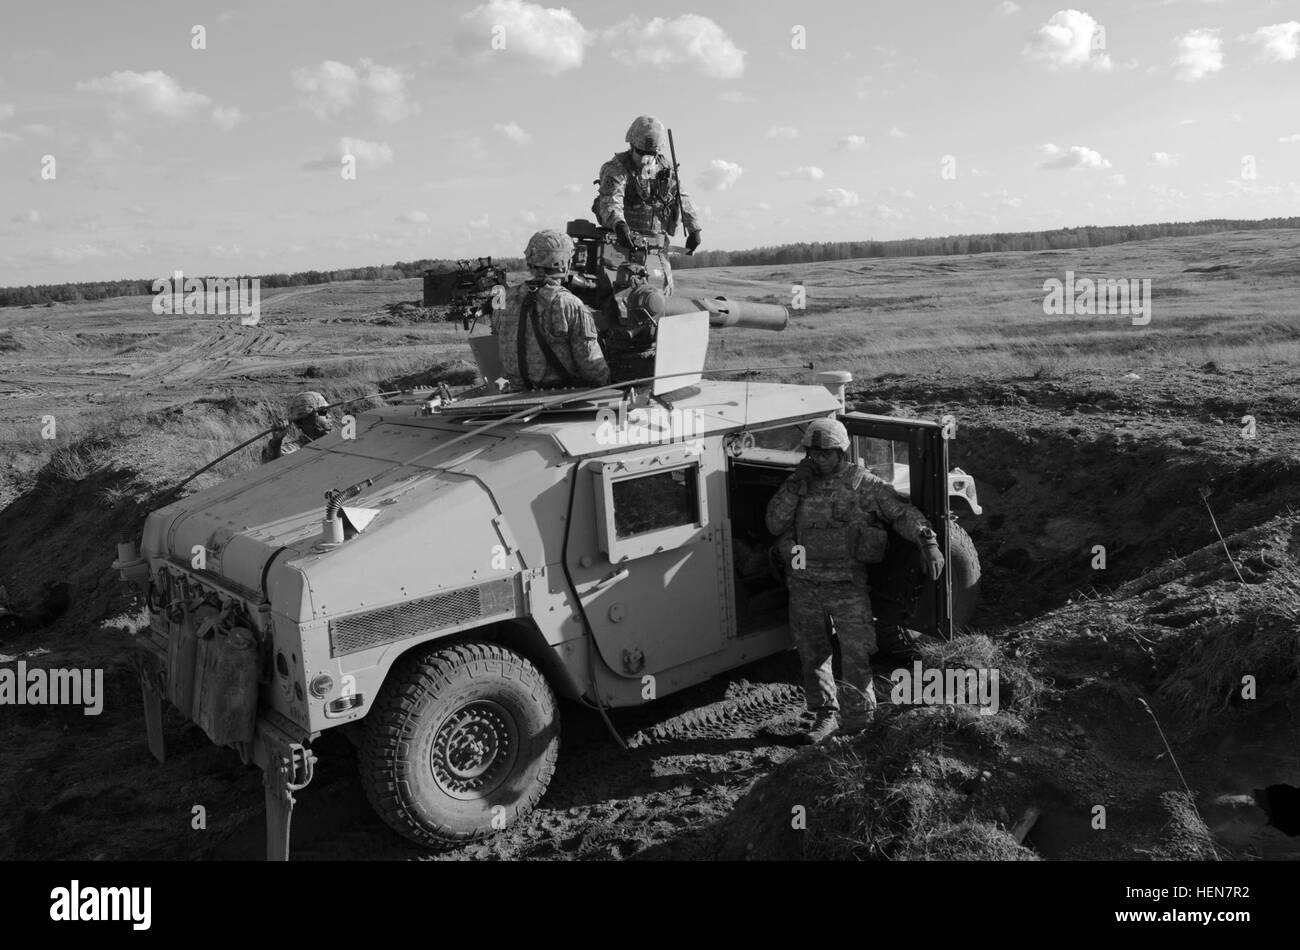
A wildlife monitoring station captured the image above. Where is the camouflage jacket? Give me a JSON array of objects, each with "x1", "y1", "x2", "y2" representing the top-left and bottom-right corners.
[
  {"x1": 261, "y1": 430, "x2": 312, "y2": 464},
  {"x1": 491, "y1": 277, "x2": 610, "y2": 390},
  {"x1": 594, "y1": 151, "x2": 700, "y2": 238},
  {"x1": 766, "y1": 459, "x2": 932, "y2": 584}
]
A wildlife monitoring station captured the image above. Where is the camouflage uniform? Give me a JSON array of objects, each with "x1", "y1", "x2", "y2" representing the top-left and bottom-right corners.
[
  {"x1": 593, "y1": 151, "x2": 700, "y2": 297},
  {"x1": 766, "y1": 458, "x2": 933, "y2": 715},
  {"x1": 491, "y1": 277, "x2": 610, "y2": 390},
  {"x1": 262, "y1": 391, "x2": 330, "y2": 463},
  {"x1": 260, "y1": 431, "x2": 312, "y2": 463}
]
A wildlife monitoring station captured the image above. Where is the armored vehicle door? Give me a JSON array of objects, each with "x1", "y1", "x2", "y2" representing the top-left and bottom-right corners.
[
  {"x1": 565, "y1": 441, "x2": 729, "y2": 680},
  {"x1": 840, "y1": 412, "x2": 954, "y2": 641}
]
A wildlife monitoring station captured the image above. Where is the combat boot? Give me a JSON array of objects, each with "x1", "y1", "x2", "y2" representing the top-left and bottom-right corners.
[
  {"x1": 797, "y1": 711, "x2": 840, "y2": 745},
  {"x1": 874, "y1": 625, "x2": 923, "y2": 666}
]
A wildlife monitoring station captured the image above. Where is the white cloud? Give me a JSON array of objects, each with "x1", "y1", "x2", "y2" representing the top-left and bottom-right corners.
[
  {"x1": 836, "y1": 134, "x2": 867, "y2": 150},
  {"x1": 767, "y1": 125, "x2": 800, "y2": 139},
  {"x1": 1106, "y1": 173, "x2": 1127, "y2": 185},
  {"x1": 998, "y1": 1, "x2": 1021, "y2": 14},
  {"x1": 1149, "y1": 151, "x2": 1183, "y2": 167},
  {"x1": 1173, "y1": 29, "x2": 1223, "y2": 81},
  {"x1": 76, "y1": 70, "x2": 229, "y2": 123},
  {"x1": 697, "y1": 159, "x2": 743, "y2": 190},
  {"x1": 362, "y1": 61, "x2": 419, "y2": 122},
  {"x1": 808, "y1": 188, "x2": 861, "y2": 213},
  {"x1": 1280, "y1": 133, "x2": 1300, "y2": 143},
  {"x1": 493, "y1": 121, "x2": 532, "y2": 144},
  {"x1": 1038, "y1": 143, "x2": 1112, "y2": 169},
  {"x1": 456, "y1": 0, "x2": 591, "y2": 74},
  {"x1": 1148, "y1": 183, "x2": 1186, "y2": 202},
  {"x1": 872, "y1": 204, "x2": 904, "y2": 221},
  {"x1": 11, "y1": 209, "x2": 40, "y2": 225},
  {"x1": 397, "y1": 210, "x2": 430, "y2": 224},
  {"x1": 603, "y1": 15, "x2": 745, "y2": 79},
  {"x1": 981, "y1": 189, "x2": 1022, "y2": 208},
  {"x1": 292, "y1": 59, "x2": 417, "y2": 122},
  {"x1": 778, "y1": 165, "x2": 824, "y2": 181},
  {"x1": 306, "y1": 137, "x2": 394, "y2": 171},
  {"x1": 1239, "y1": 22, "x2": 1300, "y2": 62},
  {"x1": 343, "y1": 138, "x2": 394, "y2": 167},
  {"x1": 467, "y1": 213, "x2": 490, "y2": 230},
  {"x1": 1023, "y1": 10, "x2": 1113, "y2": 71},
  {"x1": 0, "y1": 103, "x2": 14, "y2": 121},
  {"x1": 887, "y1": 126, "x2": 907, "y2": 138},
  {"x1": 556, "y1": 183, "x2": 583, "y2": 195},
  {"x1": 1178, "y1": 118, "x2": 1197, "y2": 126},
  {"x1": 212, "y1": 106, "x2": 242, "y2": 131}
]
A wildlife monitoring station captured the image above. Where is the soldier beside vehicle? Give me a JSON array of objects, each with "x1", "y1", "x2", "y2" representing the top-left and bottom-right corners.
[{"x1": 767, "y1": 419, "x2": 946, "y2": 744}]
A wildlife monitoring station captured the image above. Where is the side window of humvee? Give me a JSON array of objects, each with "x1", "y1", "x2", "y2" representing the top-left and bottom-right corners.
[{"x1": 612, "y1": 468, "x2": 698, "y2": 538}]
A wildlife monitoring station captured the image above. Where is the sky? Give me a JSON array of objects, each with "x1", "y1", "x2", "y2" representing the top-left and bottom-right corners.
[{"x1": 0, "y1": 0, "x2": 1297, "y2": 285}]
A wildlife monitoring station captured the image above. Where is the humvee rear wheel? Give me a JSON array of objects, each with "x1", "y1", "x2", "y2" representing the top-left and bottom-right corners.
[{"x1": 360, "y1": 641, "x2": 560, "y2": 847}]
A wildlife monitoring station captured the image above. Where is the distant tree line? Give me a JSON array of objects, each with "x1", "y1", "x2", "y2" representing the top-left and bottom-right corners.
[
  {"x1": 672, "y1": 217, "x2": 1300, "y2": 269},
  {"x1": 0, "y1": 258, "x2": 526, "y2": 308},
  {"x1": 3, "y1": 217, "x2": 1296, "y2": 307}
]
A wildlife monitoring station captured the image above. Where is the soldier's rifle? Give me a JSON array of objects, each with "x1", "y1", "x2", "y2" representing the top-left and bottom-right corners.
[{"x1": 667, "y1": 129, "x2": 690, "y2": 255}]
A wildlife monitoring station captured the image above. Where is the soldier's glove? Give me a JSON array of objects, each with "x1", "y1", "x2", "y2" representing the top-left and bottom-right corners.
[
  {"x1": 921, "y1": 541, "x2": 945, "y2": 581},
  {"x1": 615, "y1": 221, "x2": 635, "y2": 249},
  {"x1": 685, "y1": 229, "x2": 702, "y2": 254},
  {"x1": 789, "y1": 458, "x2": 816, "y2": 495}
]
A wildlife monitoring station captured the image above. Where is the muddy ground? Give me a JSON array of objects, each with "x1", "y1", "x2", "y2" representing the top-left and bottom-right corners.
[
  {"x1": 2, "y1": 234, "x2": 1298, "y2": 861},
  {"x1": 1, "y1": 364, "x2": 1296, "y2": 861}
]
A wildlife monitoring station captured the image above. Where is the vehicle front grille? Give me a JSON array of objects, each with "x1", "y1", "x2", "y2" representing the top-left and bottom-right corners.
[{"x1": 328, "y1": 578, "x2": 517, "y2": 656}]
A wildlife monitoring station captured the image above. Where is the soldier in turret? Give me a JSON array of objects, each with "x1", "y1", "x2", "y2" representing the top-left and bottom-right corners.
[
  {"x1": 593, "y1": 115, "x2": 702, "y2": 297},
  {"x1": 262, "y1": 391, "x2": 333, "y2": 463},
  {"x1": 492, "y1": 229, "x2": 610, "y2": 391},
  {"x1": 766, "y1": 419, "x2": 945, "y2": 744}
]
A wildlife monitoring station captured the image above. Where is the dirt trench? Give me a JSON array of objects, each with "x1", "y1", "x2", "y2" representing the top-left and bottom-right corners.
[{"x1": 2, "y1": 387, "x2": 1298, "y2": 860}]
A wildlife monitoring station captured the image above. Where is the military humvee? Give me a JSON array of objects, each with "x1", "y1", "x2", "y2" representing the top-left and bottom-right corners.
[{"x1": 113, "y1": 282, "x2": 982, "y2": 860}]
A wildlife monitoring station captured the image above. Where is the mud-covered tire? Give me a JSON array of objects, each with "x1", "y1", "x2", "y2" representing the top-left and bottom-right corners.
[
  {"x1": 359, "y1": 641, "x2": 560, "y2": 848},
  {"x1": 947, "y1": 521, "x2": 982, "y2": 632}
]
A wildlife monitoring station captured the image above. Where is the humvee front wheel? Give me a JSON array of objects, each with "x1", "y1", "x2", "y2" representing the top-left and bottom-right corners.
[{"x1": 360, "y1": 642, "x2": 560, "y2": 848}]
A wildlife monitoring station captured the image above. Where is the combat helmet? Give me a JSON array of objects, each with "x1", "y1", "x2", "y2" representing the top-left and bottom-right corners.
[
  {"x1": 289, "y1": 391, "x2": 328, "y2": 422},
  {"x1": 625, "y1": 115, "x2": 666, "y2": 153},
  {"x1": 525, "y1": 229, "x2": 574, "y2": 275},
  {"x1": 802, "y1": 418, "x2": 850, "y2": 450}
]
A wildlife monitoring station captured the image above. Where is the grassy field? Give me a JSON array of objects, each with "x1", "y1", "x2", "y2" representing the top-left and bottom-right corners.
[
  {"x1": 2, "y1": 228, "x2": 1298, "y2": 862},
  {"x1": 3, "y1": 227, "x2": 1298, "y2": 502}
]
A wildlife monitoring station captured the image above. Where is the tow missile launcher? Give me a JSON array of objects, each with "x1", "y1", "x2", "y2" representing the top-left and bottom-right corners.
[
  {"x1": 114, "y1": 263, "x2": 984, "y2": 859},
  {"x1": 423, "y1": 257, "x2": 507, "y2": 327}
]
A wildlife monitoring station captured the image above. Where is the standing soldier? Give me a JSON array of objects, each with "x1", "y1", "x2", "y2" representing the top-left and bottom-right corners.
[
  {"x1": 593, "y1": 115, "x2": 702, "y2": 297},
  {"x1": 766, "y1": 419, "x2": 945, "y2": 744},
  {"x1": 492, "y1": 229, "x2": 610, "y2": 391},
  {"x1": 262, "y1": 391, "x2": 333, "y2": 463}
]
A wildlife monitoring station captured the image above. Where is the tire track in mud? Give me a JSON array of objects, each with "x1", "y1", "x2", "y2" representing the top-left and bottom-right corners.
[
  {"x1": 262, "y1": 669, "x2": 811, "y2": 861},
  {"x1": 130, "y1": 326, "x2": 308, "y2": 385}
]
